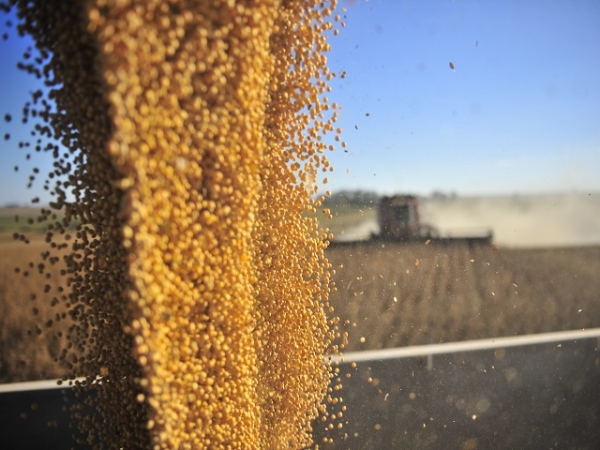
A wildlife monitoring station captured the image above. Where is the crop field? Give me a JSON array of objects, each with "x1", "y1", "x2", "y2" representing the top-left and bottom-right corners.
[
  {"x1": 0, "y1": 234, "x2": 73, "y2": 383},
  {"x1": 0, "y1": 207, "x2": 71, "y2": 234},
  {"x1": 326, "y1": 241, "x2": 600, "y2": 352},
  {"x1": 2, "y1": 231, "x2": 600, "y2": 383}
]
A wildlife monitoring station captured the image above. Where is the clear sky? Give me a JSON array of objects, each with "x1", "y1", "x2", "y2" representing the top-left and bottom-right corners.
[
  {"x1": 1, "y1": 1, "x2": 600, "y2": 206},
  {"x1": 323, "y1": 0, "x2": 600, "y2": 197}
]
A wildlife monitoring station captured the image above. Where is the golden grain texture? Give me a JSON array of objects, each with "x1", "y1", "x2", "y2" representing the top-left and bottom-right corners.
[
  {"x1": 4, "y1": 0, "x2": 342, "y2": 449},
  {"x1": 327, "y1": 242, "x2": 600, "y2": 351}
]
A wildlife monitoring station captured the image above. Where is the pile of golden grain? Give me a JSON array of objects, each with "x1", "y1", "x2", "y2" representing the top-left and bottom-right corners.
[{"x1": 4, "y1": 0, "x2": 346, "y2": 448}]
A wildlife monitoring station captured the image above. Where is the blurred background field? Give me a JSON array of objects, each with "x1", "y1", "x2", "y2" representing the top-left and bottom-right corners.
[
  {"x1": 0, "y1": 234, "x2": 73, "y2": 383},
  {"x1": 2, "y1": 191, "x2": 599, "y2": 383},
  {"x1": 0, "y1": 207, "x2": 72, "y2": 235},
  {"x1": 327, "y1": 241, "x2": 600, "y2": 351},
  {"x1": 0, "y1": 207, "x2": 46, "y2": 234}
]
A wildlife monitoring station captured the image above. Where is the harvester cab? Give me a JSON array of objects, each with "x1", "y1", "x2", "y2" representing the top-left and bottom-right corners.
[{"x1": 377, "y1": 195, "x2": 438, "y2": 241}]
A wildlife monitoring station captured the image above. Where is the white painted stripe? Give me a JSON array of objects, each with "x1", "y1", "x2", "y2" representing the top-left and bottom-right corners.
[
  {"x1": 3, "y1": 328, "x2": 600, "y2": 392},
  {"x1": 331, "y1": 328, "x2": 600, "y2": 363},
  {"x1": 0, "y1": 377, "x2": 88, "y2": 394}
]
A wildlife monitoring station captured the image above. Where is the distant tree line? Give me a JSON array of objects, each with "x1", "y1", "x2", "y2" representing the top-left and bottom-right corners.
[
  {"x1": 322, "y1": 190, "x2": 381, "y2": 209},
  {"x1": 321, "y1": 189, "x2": 460, "y2": 209}
]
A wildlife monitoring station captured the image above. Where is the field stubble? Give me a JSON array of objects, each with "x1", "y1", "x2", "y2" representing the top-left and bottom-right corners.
[
  {"x1": 2, "y1": 236, "x2": 600, "y2": 383},
  {"x1": 0, "y1": 235, "x2": 74, "y2": 383},
  {"x1": 327, "y1": 241, "x2": 600, "y2": 352}
]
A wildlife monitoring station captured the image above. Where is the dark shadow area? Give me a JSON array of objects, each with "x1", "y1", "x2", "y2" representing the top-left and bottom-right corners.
[
  {"x1": 315, "y1": 339, "x2": 600, "y2": 449},
  {"x1": 0, "y1": 386, "x2": 86, "y2": 450}
]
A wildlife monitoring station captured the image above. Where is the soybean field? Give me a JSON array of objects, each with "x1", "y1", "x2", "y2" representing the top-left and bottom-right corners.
[
  {"x1": 2, "y1": 235, "x2": 600, "y2": 384},
  {"x1": 326, "y1": 241, "x2": 600, "y2": 352}
]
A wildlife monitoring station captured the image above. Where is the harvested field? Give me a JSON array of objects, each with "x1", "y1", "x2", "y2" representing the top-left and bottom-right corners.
[
  {"x1": 2, "y1": 236, "x2": 600, "y2": 384},
  {"x1": 2, "y1": 239, "x2": 600, "y2": 449},
  {"x1": 326, "y1": 241, "x2": 600, "y2": 351},
  {"x1": 0, "y1": 234, "x2": 73, "y2": 383}
]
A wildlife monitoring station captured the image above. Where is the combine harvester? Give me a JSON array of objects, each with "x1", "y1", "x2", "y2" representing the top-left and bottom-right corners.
[
  {"x1": 333, "y1": 194, "x2": 493, "y2": 246},
  {"x1": 374, "y1": 194, "x2": 493, "y2": 245}
]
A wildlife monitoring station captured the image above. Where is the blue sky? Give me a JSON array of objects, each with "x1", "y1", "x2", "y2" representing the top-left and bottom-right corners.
[
  {"x1": 324, "y1": 0, "x2": 600, "y2": 196},
  {"x1": 1, "y1": 1, "x2": 600, "y2": 206}
]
